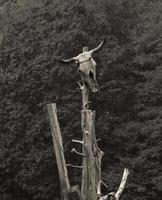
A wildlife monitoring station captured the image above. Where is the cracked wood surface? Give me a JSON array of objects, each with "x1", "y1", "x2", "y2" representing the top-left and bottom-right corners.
[{"x1": 47, "y1": 104, "x2": 70, "y2": 200}]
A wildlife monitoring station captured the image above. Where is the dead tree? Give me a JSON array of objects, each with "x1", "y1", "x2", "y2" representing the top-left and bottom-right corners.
[{"x1": 47, "y1": 39, "x2": 129, "y2": 200}]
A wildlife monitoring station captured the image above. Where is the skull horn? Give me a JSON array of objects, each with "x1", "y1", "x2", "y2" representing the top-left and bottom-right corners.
[
  {"x1": 90, "y1": 37, "x2": 106, "y2": 54},
  {"x1": 59, "y1": 57, "x2": 75, "y2": 64}
]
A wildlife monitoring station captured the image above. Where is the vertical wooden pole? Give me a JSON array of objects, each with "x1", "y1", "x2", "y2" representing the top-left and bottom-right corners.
[
  {"x1": 47, "y1": 103, "x2": 70, "y2": 200},
  {"x1": 81, "y1": 109, "x2": 104, "y2": 200},
  {"x1": 81, "y1": 47, "x2": 90, "y2": 200},
  {"x1": 81, "y1": 110, "x2": 97, "y2": 200},
  {"x1": 81, "y1": 82, "x2": 89, "y2": 110},
  {"x1": 80, "y1": 46, "x2": 104, "y2": 200}
]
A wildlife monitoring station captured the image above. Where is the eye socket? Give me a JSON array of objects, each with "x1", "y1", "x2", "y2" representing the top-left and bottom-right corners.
[
  {"x1": 89, "y1": 71, "x2": 94, "y2": 78},
  {"x1": 78, "y1": 69, "x2": 82, "y2": 73}
]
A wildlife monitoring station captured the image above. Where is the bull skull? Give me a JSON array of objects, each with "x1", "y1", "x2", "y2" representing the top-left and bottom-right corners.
[{"x1": 60, "y1": 38, "x2": 106, "y2": 92}]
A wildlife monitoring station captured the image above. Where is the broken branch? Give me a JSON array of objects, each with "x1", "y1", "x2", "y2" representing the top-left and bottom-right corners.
[
  {"x1": 66, "y1": 164, "x2": 83, "y2": 169},
  {"x1": 71, "y1": 148, "x2": 86, "y2": 157},
  {"x1": 115, "y1": 168, "x2": 129, "y2": 200},
  {"x1": 72, "y1": 139, "x2": 83, "y2": 144}
]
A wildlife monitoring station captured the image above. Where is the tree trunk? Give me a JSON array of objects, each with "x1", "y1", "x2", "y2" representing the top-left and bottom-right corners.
[
  {"x1": 81, "y1": 83, "x2": 103, "y2": 200},
  {"x1": 47, "y1": 103, "x2": 70, "y2": 200}
]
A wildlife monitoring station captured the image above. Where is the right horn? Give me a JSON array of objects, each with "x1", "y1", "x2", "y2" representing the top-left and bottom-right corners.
[{"x1": 90, "y1": 37, "x2": 106, "y2": 54}]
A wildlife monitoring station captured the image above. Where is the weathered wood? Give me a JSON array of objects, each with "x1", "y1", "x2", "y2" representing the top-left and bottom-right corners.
[
  {"x1": 115, "y1": 168, "x2": 129, "y2": 200},
  {"x1": 100, "y1": 168, "x2": 129, "y2": 200},
  {"x1": 69, "y1": 185, "x2": 82, "y2": 200},
  {"x1": 80, "y1": 62, "x2": 104, "y2": 200},
  {"x1": 91, "y1": 112, "x2": 104, "y2": 199},
  {"x1": 71, "y1": 148, "x2": 86, "y2": 157},
  {"x1": 81, "y1": 110, "x2": 103, "y2": 200},
  {"x1": 81, "y1": 110, "x2": 96, "y2": 200},
  {"x1": 72, "y1": 139, "x2": 83, "y2": 144},
  {"x1": 82, "y1": 82, "x2": 89, "y2": 110},
  {"x1": 47, "y1": 103, "x2": 70, "y2": 200}
]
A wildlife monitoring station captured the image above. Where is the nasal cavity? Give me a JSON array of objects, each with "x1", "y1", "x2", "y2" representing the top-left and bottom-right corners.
[{"x1": 89, "y1": 71, "x2": 94, "y2": 79}]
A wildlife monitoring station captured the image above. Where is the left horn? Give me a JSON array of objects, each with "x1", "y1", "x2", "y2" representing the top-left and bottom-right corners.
[
  {"x1": 90, "y1": 37, "x2": 106, "y2": 54},
  {"x1": 59, "y1": 57, "x2": 75, "y2": 64}
]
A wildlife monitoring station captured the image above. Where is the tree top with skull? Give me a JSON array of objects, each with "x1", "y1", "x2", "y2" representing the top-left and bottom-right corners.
[{"x1": 59, "y1": 38, "x2": 106, "y2": 93}]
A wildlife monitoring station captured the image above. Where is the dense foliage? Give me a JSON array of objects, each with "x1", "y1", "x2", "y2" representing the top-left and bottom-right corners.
[{"x1": 0, "y1": 0, "x2": 162, "y2": 200}]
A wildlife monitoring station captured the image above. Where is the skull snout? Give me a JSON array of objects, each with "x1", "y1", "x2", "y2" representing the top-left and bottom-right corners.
[{"x1": 78, "y1": 61, "x2": 99, "y2": 92}]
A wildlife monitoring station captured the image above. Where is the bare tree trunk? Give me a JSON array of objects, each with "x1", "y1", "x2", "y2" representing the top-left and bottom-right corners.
[
  {"x1": 47, "y1": 93, "x2": 129, "y2": 200},
  {"x1": 81, "y1": 83, "x2": 103, "y2": 200},
  {"x1": 47, "y1": 104, "x2": 70, "y2": 200}
]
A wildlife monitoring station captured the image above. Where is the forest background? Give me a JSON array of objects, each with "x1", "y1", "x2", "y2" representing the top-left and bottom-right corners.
[{"x1": 0, "y1": 0, "x2": 162, "y2": 200}]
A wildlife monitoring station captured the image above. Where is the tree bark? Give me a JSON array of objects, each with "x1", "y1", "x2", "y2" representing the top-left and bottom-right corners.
[
  {"x1": 47, "y1": 103, "x2": 70, "y2": 200},
  {"x1": 81, "y1": 110, "x2": 97, "y2": 200},
  {"x1": 80, "y1": 81, "x2": 103, "y2": 200}
]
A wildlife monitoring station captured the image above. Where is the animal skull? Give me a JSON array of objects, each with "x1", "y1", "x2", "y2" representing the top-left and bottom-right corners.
[{"x1": 60, "y1": 38, "x2": 106, "y2": 92}]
